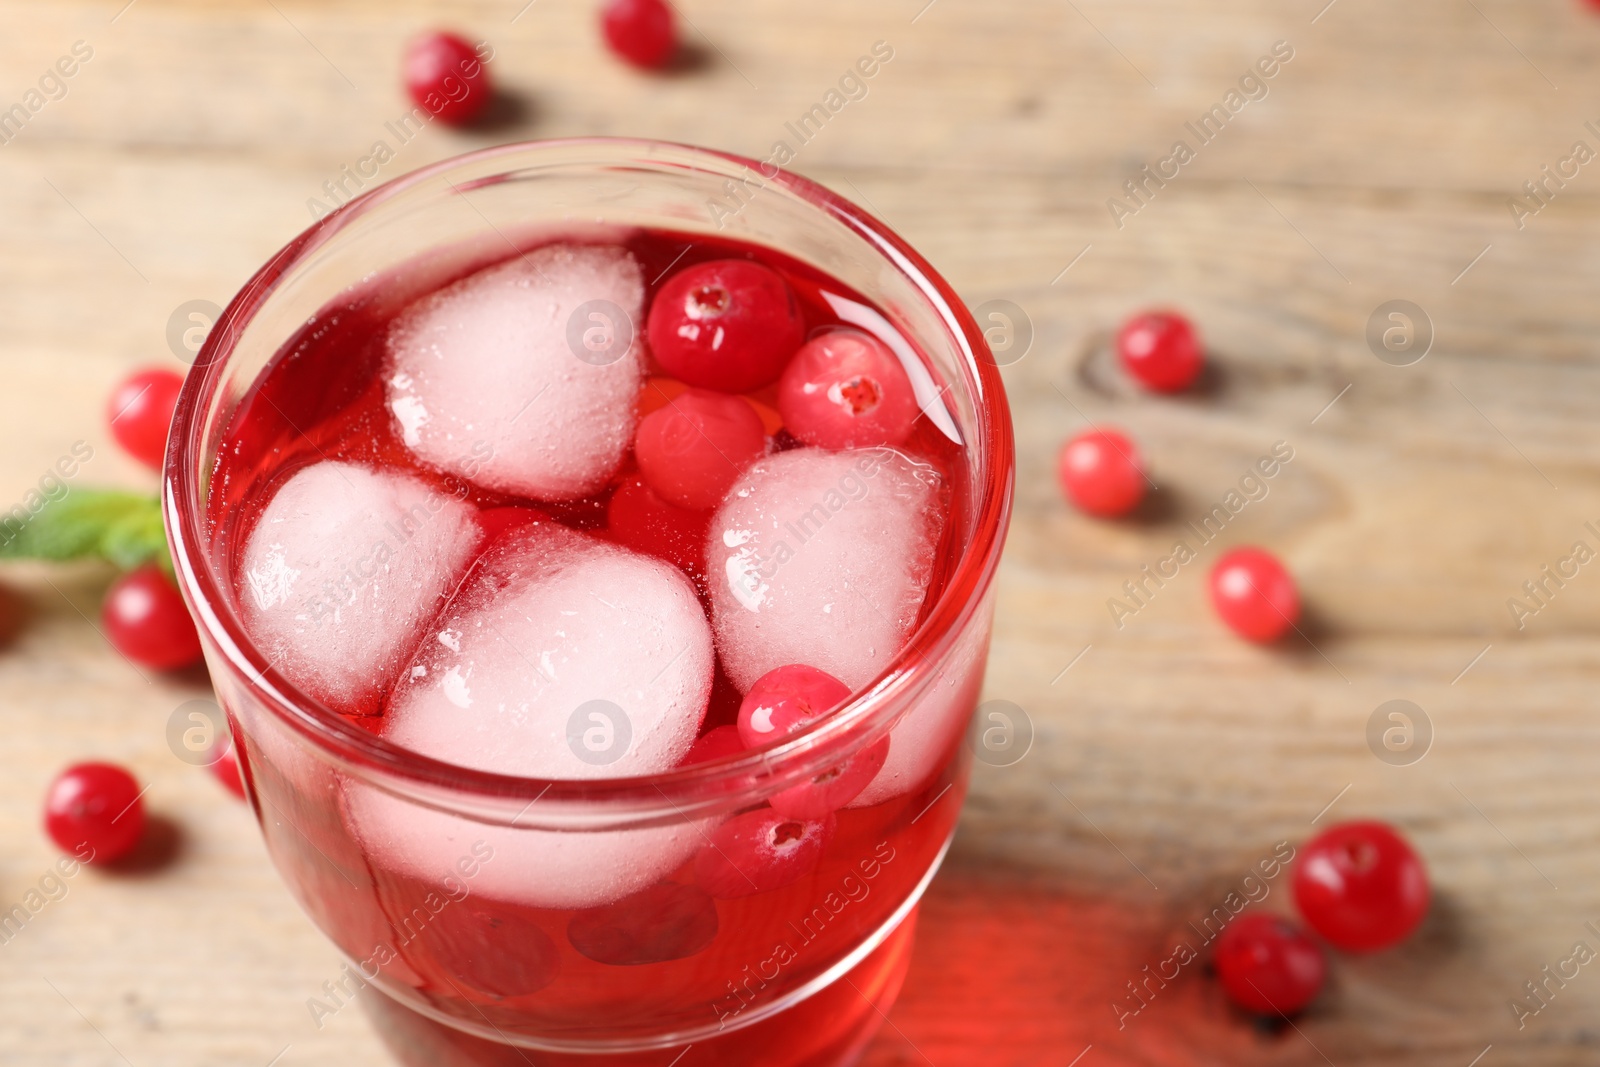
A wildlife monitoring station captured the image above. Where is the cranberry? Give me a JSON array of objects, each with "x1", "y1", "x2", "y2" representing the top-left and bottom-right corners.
[
  {"x1": 1117, "y1": 311, "x2": 1203, "y2": 393},
  {"x1": 606, "y1": 474, "x2": 710, "y2": 579},
  {"x1": 770, "y1": 736, "x2": 888, "y2": 820},
  {"x1": 101, "y1": 565, "x2": 203, "y2": 670},
  {"x1": 403, "y1": 31, "x2": 493, "y2": 127},
  {"x1": 44, "y1": 762, "x2": 145, "y2": 862},
  {"x1": 1213, "y1": 913, "x2": 1326, "y2": 1016},
  {"x1": 1057, "y1": 428, "x2": 1145, "y2": 517},
  {"x1": 601, "y1": 0, "x2": 678, "y2": 69},
  {"x1": 681, "y1": 725, "x2": 747, "y2": 766},
  {"x1": 695, "y1": 809, "x2": 835, "y2": 899},
  {"x1": 777, "y1": 329, "x2": 919, "y2": 451},
  {"x1": 646, "y1": 260, "x2": 804, "y2": 394},
  {"x1": 1293, "y1": 821, "x2": 1430, "y2": 952},
  {"x1": 737, "y1": 664, "x2": 851, "y2": 748},
  {"x1": 567, "y1": 882, "x2": 718, "y2": 966},
  {"x1": 210, "y1": 738, "x2": 246, "y2": 800},
  {"x1": 636, "y1": 389, "x2": 767, "y2": 510},
  {"x1": 1209, "y1": 547, "x2": 1299, "y2": 643},
  {"x1": 106, "y1": 368, "x2": 183, "y2": 470},
  {"x1": 737, "y1": 664, "x2": 884, "y2": 817}
]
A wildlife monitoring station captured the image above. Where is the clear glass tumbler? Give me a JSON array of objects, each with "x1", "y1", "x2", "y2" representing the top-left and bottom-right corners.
[{"x1": 164, "y1": 138, "x2": 1013, "y2": 1067}]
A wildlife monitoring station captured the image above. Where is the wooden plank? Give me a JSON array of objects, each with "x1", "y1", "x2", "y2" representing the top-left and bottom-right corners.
[{"x1": 1, "y1": 0, "x2": 1598, "y2": 1063}]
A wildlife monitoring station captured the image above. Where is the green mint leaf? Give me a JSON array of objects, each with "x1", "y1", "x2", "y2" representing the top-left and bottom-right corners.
[{"x1": 0, "y1": 489, "x2": 168, "y2": 569}]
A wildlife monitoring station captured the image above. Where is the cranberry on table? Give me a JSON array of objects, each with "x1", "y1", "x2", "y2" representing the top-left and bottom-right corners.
[
  {"x1": 403, "y1": 31, "x2": 493, "y2": 126},
  {"x1": 102, "y1": 565, "x2": 203, "y2": 670},
  {"x1": 106, "y1": 368, "x2": 184, "y2": 470},
  {"x1": 1117, "y1": 311, "x2": 1204, "y2": 393},
  {"x1": 601, "y1": 0, "x2": 678, "y2": 69},
  {"x1": 695, "y1": 809, "x2": 835, "y2": 898},
  {"x1": 1293, "y1": 820, "x2": 1431, "y2": 952},
  {"x1": 1057, "y1": 428, "x2": 1146, "y2": 517},
  {"x1": 636, "y1": 389, "x2": 767, "y2": 510},
  {"x1": 1213, "y1": 913, "x2": 1326, "y2": 1016},
  {"x1": 646, "y1": 259, "x2": 804, "y2": 394},
  {"x1": 777, "y1": 329, "x2": 919, "y2": 451},
  {"x1": 44, "y1": 762, "x2": 145, "y2": 863},
  {"x1": 1209, "y1": 547, "x2": 1300, "y2": 643}
]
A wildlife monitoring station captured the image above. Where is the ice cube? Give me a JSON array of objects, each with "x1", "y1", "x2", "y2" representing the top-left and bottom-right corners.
[
  {"x1": 381, "y1": 520, "x2": 714, "y2": 780},
  {"x1": 849, "y1": 589, "x2": 991, "y2": 807},
  {"x1": 707, "y1": 448, "x2": 943, "y2": 692},
  {"x1": 239, "y1": 461, "x2": 481, "y2": 713},
  {"x1": 343, "y1": 793, "x2": 706, "y2": 912},
  {"x1": 386, "y1": 243, "x2": 646, "y2": 501},
  {"x1": 347, "y1": 523, "x2": 717, "y2": 909}
]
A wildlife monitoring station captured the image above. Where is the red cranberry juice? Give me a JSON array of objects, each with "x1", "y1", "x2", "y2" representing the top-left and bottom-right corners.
[{"x1": 208, "y1": 228, "x2": 977, "y2": 1051}]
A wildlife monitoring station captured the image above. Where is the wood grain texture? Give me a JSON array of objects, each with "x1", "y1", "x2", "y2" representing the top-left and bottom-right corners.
[{"x1": 1, "y1": 1, "x2": 1598, "y2": 1064}]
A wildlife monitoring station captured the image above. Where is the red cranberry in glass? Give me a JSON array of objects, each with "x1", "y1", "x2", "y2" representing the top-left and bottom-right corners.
[
  {"x1": 606, "y1": 474, "x2": 710, "y2": 578},
  {"x1": 44, "y1": 762, "x2": 145, "y2": 863},
  {"x1": 1057, "y1": 428, "x2": 1145, "y2": 517},
  {"x1": 601, "y1": 0, "x2": 678, "y2": 69},
  {"x1": 567, "y1": 882, "x2": 719, "y2": 966},
  {"x1": 1213, "y1": 913, "x2": 1326, "y2": 1016},
  {"x1": 1209, "y1": 547, "x2": 1299, "y2": 643},
  {"x1": 681, "y1": 725, "x2": 747, "y2": 767},
  {"x1": 738, "y1": 664, "x2": 883, "y2": 816},
  {"x1": 635, "y1": 389, "x2": 767, "y2": 510},
  {"x1": 403, "y1": 31, "x2": 492, "y2": 126},
  {"x1": 646, "y1": 260, "x2": 804, "y2": 394},
  {"x1": 106, "y1": 368, "x2": 183, "y2": 470},
  {"x1": 1293, "y1": 820, "x2": 1430, "y2": 952},
  {"x1": 777, "y1": 328, "x2": 918, "y2": 451},
  {"x1": 695, "y1": 809, "x2": 835, "y2": 899},
  {"x1": 102, "y1": 565, "x2": 203, "y2": 670},
  {"x1": 737, "y1": 664, "x2": 850, "y2": 748},
  {"x1": 1118, "y1": 311, "x2": 1203, "y2": 393},
  {"x1": 770, "y1": 736, "x2": 888, "y2": 820}
]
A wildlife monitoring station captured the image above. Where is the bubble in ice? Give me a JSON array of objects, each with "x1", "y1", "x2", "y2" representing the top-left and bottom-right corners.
[
  {"x1": 383, "y1": 520, "x2": 715, "y2": 780},
  {"x1": 707, "y1": 447, "x2": 943, "y2": 693},
  {"x1": 239, "y1": 461, "x2": 481, "y2": 713},
  {"x1": 385, "y1": 243, "x2": 646, "y2": 501}
]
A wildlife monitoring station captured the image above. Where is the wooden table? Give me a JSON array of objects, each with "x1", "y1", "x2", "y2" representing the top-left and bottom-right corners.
[{"x1": 2, "y1": 1, "x2": 1597, "y2": 1063}]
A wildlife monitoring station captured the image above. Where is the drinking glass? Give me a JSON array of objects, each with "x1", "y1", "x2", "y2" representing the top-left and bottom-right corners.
[{"x1": 165, "y1": 138, "x2": 1014, "y2": 1067}]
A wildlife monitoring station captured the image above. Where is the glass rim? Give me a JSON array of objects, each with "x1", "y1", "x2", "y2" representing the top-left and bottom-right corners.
[{"x1": 163, "y1": 136, "x2": 1014, "y2": 812}]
